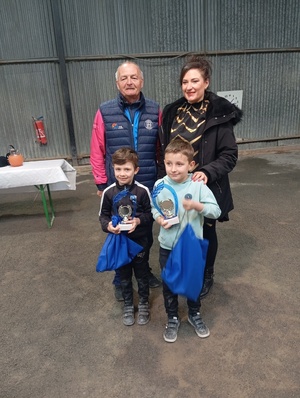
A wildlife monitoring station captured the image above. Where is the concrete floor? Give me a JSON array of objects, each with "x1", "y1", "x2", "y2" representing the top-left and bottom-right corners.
[{"x1": 0, "y1": 147, "x2": 299, "y2": 398}]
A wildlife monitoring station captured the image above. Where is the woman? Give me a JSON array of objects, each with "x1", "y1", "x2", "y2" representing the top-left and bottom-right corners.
[{"x1": 160, "y1": 56, "x2": 242, "y2": 298}]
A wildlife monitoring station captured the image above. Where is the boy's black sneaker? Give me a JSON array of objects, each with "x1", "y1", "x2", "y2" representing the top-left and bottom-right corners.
[
  {"x1": 163, "y1": 317, "x2": 180, "y2": 343},
  {"x1": 137, "y1": 303, "x2": 150, "y2": 325},
  {"x1": 123, "y1": 305, "x2": 135, "y2": 326},
  {"x1": 188, "y1": 313, "x2": 210, "y2": 338}
]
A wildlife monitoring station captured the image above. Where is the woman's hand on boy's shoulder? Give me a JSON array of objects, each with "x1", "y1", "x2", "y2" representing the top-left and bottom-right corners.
[{"x1": 192, "y1": 171, "x2": 208, "y2": 184}]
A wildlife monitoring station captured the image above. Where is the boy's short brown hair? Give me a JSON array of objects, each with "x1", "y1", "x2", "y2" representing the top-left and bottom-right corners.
[
  {"x1": 112, "y1": 147, "x2": 139, "y2": 169},
  {"x1": 165, "y1": 136, "x2": 194, "y2": 162}
]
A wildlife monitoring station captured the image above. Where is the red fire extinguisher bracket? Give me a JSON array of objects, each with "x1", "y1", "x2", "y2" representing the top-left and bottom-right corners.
[{"x1": 32, "y1": 116, "x2": 48, "y2": 145}]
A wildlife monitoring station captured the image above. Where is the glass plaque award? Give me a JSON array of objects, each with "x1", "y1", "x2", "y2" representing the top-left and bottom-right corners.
[{"x1": 152, "y1": 181, "x2": 179, "y2": 226}]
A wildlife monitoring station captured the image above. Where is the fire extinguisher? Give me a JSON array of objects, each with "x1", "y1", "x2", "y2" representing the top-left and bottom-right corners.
[{"x1": 32, "y1": 116, "x2": 47, "y2": 145}]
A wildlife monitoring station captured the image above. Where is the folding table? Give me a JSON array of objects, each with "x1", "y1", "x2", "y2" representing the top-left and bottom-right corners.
[{"x1": 0, "y1": 159, "x2": 76, "y2": 227}]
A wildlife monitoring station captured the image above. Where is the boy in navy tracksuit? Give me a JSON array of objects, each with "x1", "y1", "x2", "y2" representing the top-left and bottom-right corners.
[{"x1": 99, "y1": 147, "x2": 152, "y2": 326}]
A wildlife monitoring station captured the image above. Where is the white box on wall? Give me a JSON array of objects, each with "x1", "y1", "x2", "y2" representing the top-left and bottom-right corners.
[{"x1": 217, "y1": 90, "x2": 243, "y2": 109}]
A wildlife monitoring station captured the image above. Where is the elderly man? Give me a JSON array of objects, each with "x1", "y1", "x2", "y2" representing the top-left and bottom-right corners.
[{"x1": 90, "y1": 61, "x2": 161, "y2": 300}]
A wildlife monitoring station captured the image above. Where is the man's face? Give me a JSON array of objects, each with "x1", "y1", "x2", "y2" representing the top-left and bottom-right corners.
[{"x1": 116, "y1": 63, "x2": 144, "y2": 103}]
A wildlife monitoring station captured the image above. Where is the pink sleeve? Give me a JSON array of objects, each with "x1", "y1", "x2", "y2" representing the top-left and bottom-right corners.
[
  {"x1": 156, "y1": 108, "x2": 163, "y2": 163},
  {"x1": 158, "y1": 108, "x2": 162, "y2": 127},
  {"x1": 90, "y1": 109, "x2": 107, "y2": 185}
]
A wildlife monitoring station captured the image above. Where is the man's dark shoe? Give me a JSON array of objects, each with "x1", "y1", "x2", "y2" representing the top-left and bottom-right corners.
[
  {"x1": 148, "y1": 272, "x2": 161, "y2": 288},
  {"x1": 200, "y1": 276, "x2": 214, "y2": 299},
  {"x1": 114, "y1": 285, "x2": 124, "y2": 301}
]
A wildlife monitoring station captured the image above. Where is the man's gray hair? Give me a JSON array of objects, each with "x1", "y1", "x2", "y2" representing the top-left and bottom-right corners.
[{"x1": 115, "y1": 62, "x2": 144, "y2": 81}]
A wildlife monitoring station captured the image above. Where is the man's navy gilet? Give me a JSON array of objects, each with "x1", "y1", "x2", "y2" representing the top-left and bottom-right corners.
[{"x1": 100, "y1": 93, "x2": 159, "y2": 191}]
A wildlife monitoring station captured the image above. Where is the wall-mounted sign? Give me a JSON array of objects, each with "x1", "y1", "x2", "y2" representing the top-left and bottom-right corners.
[{"x1": 217, "y1": 90, "x2": 243, "y2": 109}]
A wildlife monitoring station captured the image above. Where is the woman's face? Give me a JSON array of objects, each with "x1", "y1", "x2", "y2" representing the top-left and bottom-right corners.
[{"x1": 181, "y1": 68, "x2": 209, "y2": 104}]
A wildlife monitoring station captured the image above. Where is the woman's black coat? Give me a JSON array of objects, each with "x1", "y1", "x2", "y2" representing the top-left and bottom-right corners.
[{"x1": 159, "y1": 91, "x2": 243, "y2": 221}]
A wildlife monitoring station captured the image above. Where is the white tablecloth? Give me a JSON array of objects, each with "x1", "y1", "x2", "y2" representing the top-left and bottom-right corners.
[{"x1": 0, "y1": 159, "x2": 76, "y2": 193}]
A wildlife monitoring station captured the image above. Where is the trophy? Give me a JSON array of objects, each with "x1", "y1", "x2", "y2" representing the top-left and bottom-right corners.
[
  {"x1": 118, "y1": 204, "x2": 133, "y2": 231},
  {"x1": 152, "y1": 182, "x2": 179, "y2": 226},
  {"x1": 112, "y1": 190, "x2": 137, "y2": 231}
]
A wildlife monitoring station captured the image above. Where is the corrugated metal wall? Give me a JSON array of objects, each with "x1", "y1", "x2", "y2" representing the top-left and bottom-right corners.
[
  {"x1": 0, "y1": 0, "x2": 299, "y2": 163},
  {"x1": 0, "y1": 0, "x2": 70, "y2": 160}
]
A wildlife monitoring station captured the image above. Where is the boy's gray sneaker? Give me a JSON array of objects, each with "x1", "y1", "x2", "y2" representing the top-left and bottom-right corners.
[
  {"x1": 123, "y1": 305, "x2": 135, "y2": 326},
  {"x1": 137, "y1": 303, "x2": 150, "y2": 325},
  {"x1": 163, "y1": 317, "x2": 180, "y2": 343},
  {"x1": 188, "y1": 312, "x2": 210, "y2": 338}
]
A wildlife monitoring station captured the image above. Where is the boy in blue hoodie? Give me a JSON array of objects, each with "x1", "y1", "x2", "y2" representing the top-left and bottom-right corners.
[{"x1": 152, "y1": 136, "x2": 221, "y2": 342}]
